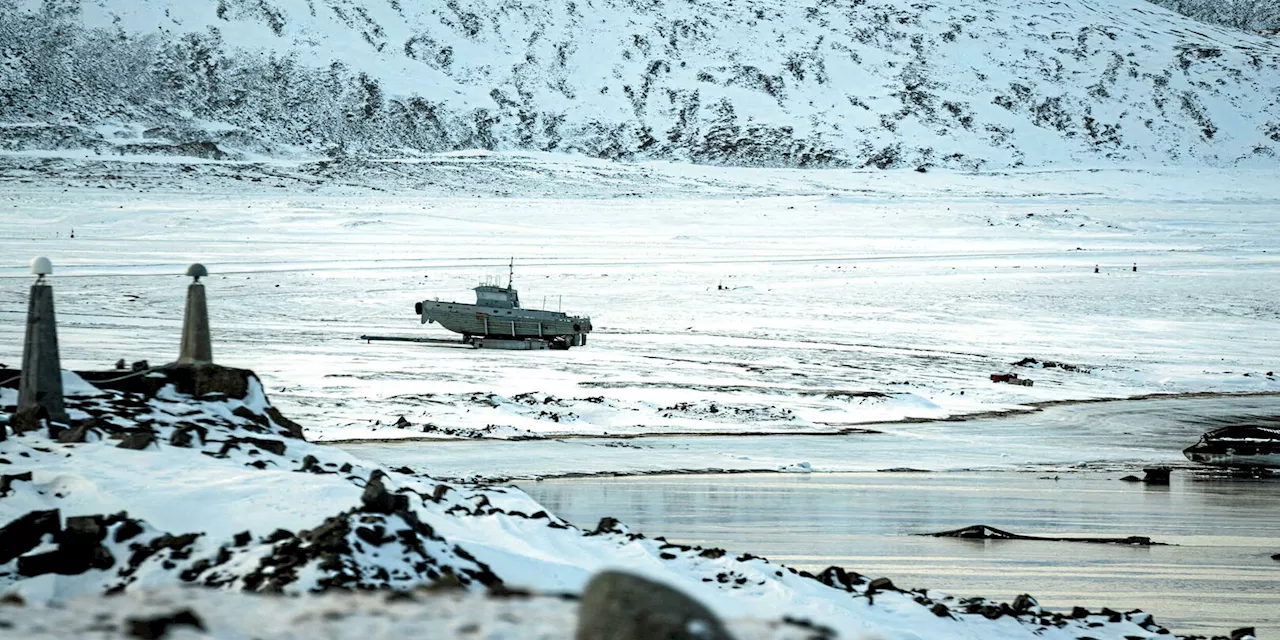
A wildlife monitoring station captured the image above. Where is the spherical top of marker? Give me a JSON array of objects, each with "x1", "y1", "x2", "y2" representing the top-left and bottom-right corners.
[
  {"x1": 30, "y1": 256, "x2": 53, "y2": 276},
  {"x1": 186, "y1": 263, "x2": 208, "y2": 282}
]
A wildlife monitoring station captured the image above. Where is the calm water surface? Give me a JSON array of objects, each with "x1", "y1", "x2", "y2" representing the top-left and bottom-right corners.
[{"x1": 520, "y1": 471, "x2": 1280, "y2": 638}]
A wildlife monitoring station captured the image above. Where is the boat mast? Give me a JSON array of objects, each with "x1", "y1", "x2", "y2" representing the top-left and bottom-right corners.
[{"x1": 508, "y1": 257, "x2": 514, "y2": 290}]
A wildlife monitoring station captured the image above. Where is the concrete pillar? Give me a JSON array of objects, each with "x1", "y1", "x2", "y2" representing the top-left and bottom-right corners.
[
  {"x1": 18, "y1": 258, "x2": 68, "y2": 426},
  {"x1": 177, "y1": 264, "x2": 213, "y2": 365}
]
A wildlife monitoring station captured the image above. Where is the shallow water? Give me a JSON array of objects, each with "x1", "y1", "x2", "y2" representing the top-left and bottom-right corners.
[{"x1": 519, "y1": 470, "x2": 1280, "y2": 638}]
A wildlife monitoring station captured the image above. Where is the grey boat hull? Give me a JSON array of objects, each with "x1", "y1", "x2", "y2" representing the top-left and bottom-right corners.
[{"x1": 416, "y1": 300, "x2": 591, "y2": 348}]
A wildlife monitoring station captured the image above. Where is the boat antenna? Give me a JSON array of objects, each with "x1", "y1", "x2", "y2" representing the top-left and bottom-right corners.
[{"x1": 508, "y1": 257, "x2": 514, "y2": 290}]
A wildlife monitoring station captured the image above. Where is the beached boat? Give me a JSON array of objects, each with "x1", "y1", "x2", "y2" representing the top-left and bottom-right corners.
[{"x1": 414, "y1": 262, "x2": 592, "y2": 350}]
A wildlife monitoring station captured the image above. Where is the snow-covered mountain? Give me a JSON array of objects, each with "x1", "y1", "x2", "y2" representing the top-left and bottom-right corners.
[{"x1": 1, "y1": 0, "x2": 1278, "y2": 169}]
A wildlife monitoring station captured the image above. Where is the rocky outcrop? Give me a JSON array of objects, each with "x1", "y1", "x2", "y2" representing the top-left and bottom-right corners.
[
  {"x1": 0, "y1": 367, "x2": 1199, "y2": 639},
  {"x1": 0, "y1": 509, "x2": 60, "y2": 564}
]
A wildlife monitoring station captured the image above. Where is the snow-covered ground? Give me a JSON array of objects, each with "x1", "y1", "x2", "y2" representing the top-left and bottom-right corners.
[
  {"x1": 1, "y1": 157, "x2": 1276, "y2": 444},
  {"x1": 1, "y1": 157, "x2": 1276, "y2": 638},
  {"x1": 0, "y1": 587, "x2": 829, "y2": 640},
  {"x1": 0, "y1": 367, "x2": 1196, "y2": 640}
]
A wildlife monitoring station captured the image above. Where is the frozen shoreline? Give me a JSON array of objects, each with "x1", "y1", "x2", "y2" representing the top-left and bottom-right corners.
[
  {"x1": 320, "y1": 389, "x2": 1280, "y2": 444},
  {"x1": 2, "y1": 156, "x2": 1278, "y2": 446},
  {"x1": 340, "y1": 393, "x2": 1280, "y2": 482}
]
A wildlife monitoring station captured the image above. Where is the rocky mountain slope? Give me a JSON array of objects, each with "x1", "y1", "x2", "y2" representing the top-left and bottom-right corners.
[
  {"x1": 0, "y1": 0, "x2": 1278, "y2": 169},
  {"x1": 1147, "y1": 0, "x2": 1279, "y2": 33}
]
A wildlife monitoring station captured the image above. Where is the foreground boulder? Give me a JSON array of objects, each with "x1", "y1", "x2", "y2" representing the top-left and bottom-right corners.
[
  {"x1": 576, "y1": 571, "x2": 732, "y2": 640},
  {"x1": 0, "y1": 509, "x2": 60, "y2": 564}
]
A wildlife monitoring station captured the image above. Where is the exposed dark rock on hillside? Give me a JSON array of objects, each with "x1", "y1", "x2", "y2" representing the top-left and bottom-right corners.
[{"x1": 0, "y1": 0, "x2": 1277, "y2": 168}]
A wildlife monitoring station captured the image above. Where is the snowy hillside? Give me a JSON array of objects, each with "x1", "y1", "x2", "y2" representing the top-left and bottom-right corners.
[{"x1": 1, "y1": 0, "x2": 1278, "y2": 168}]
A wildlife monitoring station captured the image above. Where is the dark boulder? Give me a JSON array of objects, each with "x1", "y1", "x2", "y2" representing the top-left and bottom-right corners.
[
  {"x1": 355, "y1": 525, "x2": 395, "y2": 546},
  {"x1": 1231, "y1": 627, "x2": 1257, "y2": 640},
  {"x1": 17, "y1": 544, "x2": 114, "y2": 576},
  {"x1": 300, "y1": 455, "x2": 319, "y2": 472},
  {"x1": 575, "y1": 570, "x2": 733, "y2": 640},
  {"x1": 815, "y1": 566, "x2": 863, "y2": 591},
  {"x1": 117, "y1": 431, "x2": 156, "y2": 450},
  {"x1": 231, "y1": 406, "x2": 270, "y2": 429},
  {"x1": 114, "y1": 519, "x2": 145, "y2": 543},
  {"x1": 265, "y1": 406, "x2": 304, "y2": 439},
  {"x1": 169, "y1": 427, "x2": 197, "y2": 448},
  {"x1": 231, "y1": 436, "x2": 286, "y2": 456},
  {"x1": 0, "y1": 509, "x2": 61, "y2": 563},
  {"x1": 57, "y1": 422, "x2": 92, "y2": 443},
  {"x1": 931, "y1": 603, "x2": 951, "y2": 617},
  {"x1": 361, "y1": 470, "x2": 408, "y2": 514},
  {"x1": 125, "y1": 533, "x2": 200, "y2": 568},
  {"x1": 1, "y1": 471, "x2": 33, "y2": 495},
  {"x1": 587, "y1": 517, "x2": 624, "y2": 536},
  {"x1": 1071, "y1": 606, "x2": 1091, "y2": 618},
  {"x1": 126, "y1": 609, "x2": 205, "y2": 639},
  {"x1": 62, "y1": 515, "x2": 108, "y2": 544},
  {"x1": 393, "y1": 415, "x2": 411, "y2": 428},
  {"x1": 866, "y1": 577, "x2": 895, "y2": 594},
  {"x1": 1011, "y1": 594, "x2": 1038, "y2": 612},
  {"x1": 10, "y1": 405, "x2": 49, "y2": 435}
]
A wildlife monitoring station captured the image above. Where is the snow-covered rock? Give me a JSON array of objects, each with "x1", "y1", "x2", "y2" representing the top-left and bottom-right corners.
[
  {"x1": 0, "y1": 0, "x2": 1277, "y2": 168},
  {"x1": 0, "y1": 365, "x2": 1203, "y2": 638}
]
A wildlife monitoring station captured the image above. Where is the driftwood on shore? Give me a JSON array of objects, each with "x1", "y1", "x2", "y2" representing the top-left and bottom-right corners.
[{"x1": 924, "y1": 525, "x2": 1166, "y2": 546}]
